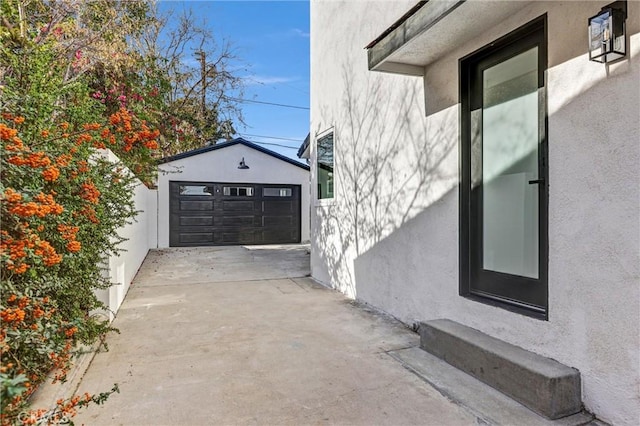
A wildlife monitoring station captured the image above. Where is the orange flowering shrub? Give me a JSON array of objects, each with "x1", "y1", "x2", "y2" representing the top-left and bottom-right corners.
[
  {"x1": 1, "y1": 88, "x2": 158, "y2": 426},
  {"x1": 0, "y1": 109, "x2": 155, "y2": 423},
  {"x1": 0, "y1": 4, "x2": 162, "y2": 423}
]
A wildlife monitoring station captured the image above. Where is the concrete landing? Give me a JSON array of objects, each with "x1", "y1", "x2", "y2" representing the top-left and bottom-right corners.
[
  {"x1": 420, "y1": 319, "x2": 582, "y2": 419},
  {"x1": 389, "y1": 347, "x2": 595, "y2": 426}
]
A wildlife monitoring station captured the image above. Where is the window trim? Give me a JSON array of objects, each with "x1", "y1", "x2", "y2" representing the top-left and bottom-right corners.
[{"x1": 314, "y1": 127, "x2": 336, "y2": 206}]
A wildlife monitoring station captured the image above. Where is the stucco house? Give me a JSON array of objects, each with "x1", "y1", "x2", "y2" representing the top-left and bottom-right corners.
[
  {"x1": 309, "y1": 0, "x2": 639, "y2": 424},
  {"x1": 157, "y1": 138, "x2": 310, "y2": 248}
]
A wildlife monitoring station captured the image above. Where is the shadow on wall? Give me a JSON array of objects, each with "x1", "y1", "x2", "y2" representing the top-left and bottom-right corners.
[
  {"x1": 346, "y1": 44, "x2": 640, "y2": 425},
  {"x1": 353, "y1": 186, "x2": 458, "y2": 323},
  {"x1": 314, "y1": 31, "x2": 639, "y2": 324},
  {"x1": 313, "y1": 61, "x2": 458, "y2": 298}
]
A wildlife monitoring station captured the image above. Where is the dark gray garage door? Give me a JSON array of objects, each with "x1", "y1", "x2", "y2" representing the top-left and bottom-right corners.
[{"x1": 169, "y1": 181, "x2": 301, "y2": 246}]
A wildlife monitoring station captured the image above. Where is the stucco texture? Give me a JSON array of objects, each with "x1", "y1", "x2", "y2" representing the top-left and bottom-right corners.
[{"x1": 311, "y1": 1, "x2": 640, "y2": 424}]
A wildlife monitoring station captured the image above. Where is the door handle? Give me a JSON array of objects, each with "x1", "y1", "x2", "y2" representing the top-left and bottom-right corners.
[{"x1": 528, "y1": 179, "x2": 544, "y2": 185}]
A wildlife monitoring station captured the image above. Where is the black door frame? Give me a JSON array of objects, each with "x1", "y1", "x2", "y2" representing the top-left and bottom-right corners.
[{"x1": 459, "y1": 15, "x2": 549, "y2": 320}]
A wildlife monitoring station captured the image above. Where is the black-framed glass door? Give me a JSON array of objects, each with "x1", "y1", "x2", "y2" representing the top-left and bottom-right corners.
[{"x1": 460, "y1": 17, "x2": 548, "y2": 318}]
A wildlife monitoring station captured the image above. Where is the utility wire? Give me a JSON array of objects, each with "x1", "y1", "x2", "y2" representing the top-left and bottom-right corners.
[
  {"x1": 223, "y1": 96, "x2": 309, "y2": 110},
  {"x1": 244, "y1": 139, "x2": 300, "y2": 150},
  {"x1": 240, "y1": 133, "x2": 303, "y2": 142}
]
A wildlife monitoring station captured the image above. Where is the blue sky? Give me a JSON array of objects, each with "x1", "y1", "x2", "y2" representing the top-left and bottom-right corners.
[{"x1": 158, "y1": 1, "x2": 310, "y2": 162}]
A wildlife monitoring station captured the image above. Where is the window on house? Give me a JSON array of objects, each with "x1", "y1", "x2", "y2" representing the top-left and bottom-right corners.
[{"x1": 317, "y1": 132, "x2": 334, "y2": 199}]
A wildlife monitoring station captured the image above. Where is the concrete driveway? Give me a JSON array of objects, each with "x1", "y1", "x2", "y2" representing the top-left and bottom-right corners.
[{"x1": 74, "y1": 245, "x2": 475, "y2": 425}]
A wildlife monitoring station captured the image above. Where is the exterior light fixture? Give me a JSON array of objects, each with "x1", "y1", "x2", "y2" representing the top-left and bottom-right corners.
[
  {"x1": 588, "y1": 1, "x2": 627, "y2": 63},
  {"x1": 238, "y1": 157, "x2": 249, "y2": 169}
]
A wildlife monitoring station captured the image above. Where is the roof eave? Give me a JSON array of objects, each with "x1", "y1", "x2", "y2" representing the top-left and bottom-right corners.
[
  {"x1": 366, "y1": 0, "x2": 466, "y2": 75},
  {"x1": 159, "y1": 138, "x2": 310, "y2": 171},
  {"x1": 366, "y1": 0, "x2": 534, "y2": 76},
  {"x1": 297, "y1": 133, "x2": 311, "y2": 159}
]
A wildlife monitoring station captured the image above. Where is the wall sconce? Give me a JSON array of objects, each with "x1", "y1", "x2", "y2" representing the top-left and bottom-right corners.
[
  {"x1": 588, "y1": 1, "x2": 627, "y2": 63},
  {"x1": 238, "y1": 157, "x2": 250, "y2": 169}
]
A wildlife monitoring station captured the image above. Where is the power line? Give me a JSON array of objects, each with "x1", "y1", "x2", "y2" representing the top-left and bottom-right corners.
[
  {"x1": 240, "y1": 133, "x2": 303, "y2": 142},
  {"x1": 224, "y1": 96, "x2": 309, "y2": 110},
  {"x1": 251, "y1": 141, "x2": 299, "y2": 150},
  {"x1": 243, "y1": 76, "x2": 310, "y2": 95},
  {"x1": 242, "y1": 139, "x2": 300, "y2": 150}
]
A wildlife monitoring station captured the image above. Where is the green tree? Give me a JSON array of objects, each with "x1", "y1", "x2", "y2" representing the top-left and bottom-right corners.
[{"x1": 134, "y1": 4, "x2": 245, "y2": 155}]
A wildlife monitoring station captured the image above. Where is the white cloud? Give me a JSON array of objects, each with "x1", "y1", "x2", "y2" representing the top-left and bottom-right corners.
[
  {"x1": 264, "y1": 28, "x2": 310, "y2": 40},
  {"x1": 244, "y1": 75, "x2": 298, "y2": 85},
  {"x1": 289, "y1": 28, "x2": 310, "y2": 38}
]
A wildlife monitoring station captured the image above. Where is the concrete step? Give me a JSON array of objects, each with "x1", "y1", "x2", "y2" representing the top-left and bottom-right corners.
[
  {"x1": 419, "y1": 319, "x2": 582, "y2": 420},
  {"x1": 388, "y1": 346, "x2": 594, "y2": 426}
]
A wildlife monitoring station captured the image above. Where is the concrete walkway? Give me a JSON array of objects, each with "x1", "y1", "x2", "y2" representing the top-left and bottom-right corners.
[{"x1": 75, "y1": 245, "x2": 475, "y2": 425}]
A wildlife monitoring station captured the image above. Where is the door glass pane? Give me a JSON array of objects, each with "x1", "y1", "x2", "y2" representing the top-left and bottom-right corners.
[
  {"x1": 482, "y1": 47, "x2": 539, "y2": 279},
  {"x1": 263, "y1": 188, "x2": 292, "y2": 197},
  {"x1": 180, "y1": 185, "x2": 212, "y2": 196},
  {"x1": 223, "y1": 186, "x2": 254, "y2": 196}
]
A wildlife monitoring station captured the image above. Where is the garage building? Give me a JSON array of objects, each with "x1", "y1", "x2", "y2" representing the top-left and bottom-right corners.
[{"x1": 157, "y1": 138, "x2": 310, "y2": 247}]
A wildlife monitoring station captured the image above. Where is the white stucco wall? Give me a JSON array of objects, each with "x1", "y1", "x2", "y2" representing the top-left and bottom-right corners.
[
  {"x1": 311, "y1": 1, "x2": 640, "y2": 424},
  {"x1": 94, "y1": 150, "x2": 157, "y2": 320},
  {"x1": 157, "y1": 143, "x2": 310, "y2": 248}
]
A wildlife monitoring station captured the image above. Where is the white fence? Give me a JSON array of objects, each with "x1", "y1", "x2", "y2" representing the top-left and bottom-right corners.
[{"x1": 94, "y1": 150, "x2": 158, "y2": 320}]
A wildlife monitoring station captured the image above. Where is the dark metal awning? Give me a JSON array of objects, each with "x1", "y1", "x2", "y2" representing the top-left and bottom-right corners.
[
  {"x1": 297, "y1": 133, "x2": 310, "y2": 159},
  {"x1": 366, "y1": 0, "x2": 530, "y2": 76}
]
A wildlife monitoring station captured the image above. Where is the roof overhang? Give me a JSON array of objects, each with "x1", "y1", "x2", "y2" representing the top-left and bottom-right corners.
[
  {"x1": 297, "y1": 133, "x2": 311, "y2": 159},
  {"x1": 159, "y1": 138, "x2": 310, "y2": 171},
  {"x1": 367, "y1": 0, "x2": 532, "y2": 76}
]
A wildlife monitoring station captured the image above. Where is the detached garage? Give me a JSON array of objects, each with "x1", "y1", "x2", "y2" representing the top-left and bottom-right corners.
[{"x1": 157, "y1": 138, "x2": 310, "y2": 248}]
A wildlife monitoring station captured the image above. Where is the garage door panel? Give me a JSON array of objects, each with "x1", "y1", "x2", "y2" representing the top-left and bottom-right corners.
[
  {"x1": 263, "y1": 216, "x2": 293, "y2": 226},
  {"x1": 222, "y1": 231, "x2": 255, "y2": 244},
  {"x1": 179, "y1": 216, "x2": 214, "y2": 226},
  {"x1": 221, "y1": 215, "x2": 256, "y2": 226},
  {"x1": 222, "y1": 200, "x2": 256, "y2": 211},
  {"x1": 180, "y1": 200, "x2": 214, "y2": 211},
  {"x1": 180, "y1": 232, "x2": 214, "y2": 244},
  {"x1": 170, "y1": 181, "x2": 301, "y2": 247},
  {"x1": 213, "y1": 215, "x2": 260, "y2": 226},
  {"x1": 262, "y1": 200, "x2": 294, "y2": 214},
  {"x1": 261, "y1": 229, "x2": 297, "y2": 243}
]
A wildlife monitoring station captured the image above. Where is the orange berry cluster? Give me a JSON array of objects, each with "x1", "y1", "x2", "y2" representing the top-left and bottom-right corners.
[
  {"x1": 79, "y1": 180, "x2": 100, "y2": 204},
  {"x1": 1, "y1": 225, "x2": 64, "y2": 273},
  {"x1": 74, "y1": 205, "x2": 99, "y2": 223},
  {"x1": 0, "y1": 295, "x2": 53, "y2": 326},
  {"x1": 58, "y1": 224, "x2": 82, "y2": 253},
  {"x1": 4, "y1": 189, "x2": 64, "y2": 218},
  {"x1": 7, "y1": 151, "x2": 51, "y2": 168},
  {"x1": 48, "y1": 341, "x2": 73, "y2": 383},
  {"x1": 57, "y1": 224, "x2": 78, "y2": 240},
  {"x1": 56, "y1": 154, "x2": 72, "y2": 167},
  {"x1": 110, "y1": 107, "x2": 160, "y2": 152},
  {"x1": 0, "y1": 307, "x2": 26, "y2": 322}
]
